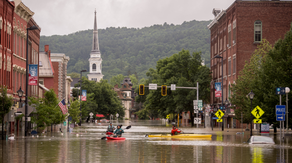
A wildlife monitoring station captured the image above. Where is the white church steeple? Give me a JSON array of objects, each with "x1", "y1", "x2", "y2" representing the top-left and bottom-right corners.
[{"x1": 87, "y1": 10, "x2": 104, "y2": 82}]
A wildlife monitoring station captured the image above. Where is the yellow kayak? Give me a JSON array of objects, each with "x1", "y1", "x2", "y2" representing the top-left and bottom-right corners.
[{"x1": 148, "y1": 134, "x2": 212, "y2": 138}]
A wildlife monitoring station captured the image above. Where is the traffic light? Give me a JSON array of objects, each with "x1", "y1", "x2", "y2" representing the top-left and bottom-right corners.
[
  {"x1": 139, "y1": 84, "x2": 145, "y2": 95},
  {"x1": 161, "y1": 85, "x2": 167, "y2": 96}
]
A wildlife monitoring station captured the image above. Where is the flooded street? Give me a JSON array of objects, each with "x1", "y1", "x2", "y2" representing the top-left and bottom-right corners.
[{"x1": 1, "y1": 120, "x2": 292, "y2": 163}]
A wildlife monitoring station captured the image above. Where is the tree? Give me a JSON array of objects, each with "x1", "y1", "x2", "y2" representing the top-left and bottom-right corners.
[
  {"x1": 109, "y1": 74, "x2": 125, "y2": 88},
  {"x1": 30, "y1": 89, "x2": 67, "y2": 131},
  {"x1": 0, "y1": 86, "x2": 13, "y2": 139},
  {"x1": 136, "y1": 49, "x2": 211, "y2": 125},
  {"x1": 76, "y1": 77, "x2": 125, "y2": 119},
  {"x1": 68, "y1": 100, "x2": 81, "y2": 124},
  {"x1": 230, "y1": 40, "x2": 272, "y2": 124},
  {"x1": 67, "y1": 72, "x2": 80, "y2": 78}
]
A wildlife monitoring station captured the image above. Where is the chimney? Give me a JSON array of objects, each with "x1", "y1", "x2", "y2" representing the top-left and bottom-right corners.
[
  {"x1": 44, "y1": 45, "x2": 49, "y2": 52},
  {"x1": 48, "y1": 50, "x2": 51, "y2": 58}
]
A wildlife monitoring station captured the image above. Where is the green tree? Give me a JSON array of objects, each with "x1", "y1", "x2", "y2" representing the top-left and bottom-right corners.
[
  {"x1": 136, "y1": 49, "x2": 211, "y2": 125},
  {"x1": 0, "y1": 86, "x2": 13, "y2": 139},
  {"x1": 30, "y1": 89, "x2": 67, "y2": 131},
  {"x1": 76, "y1": 77, "x2": 125, "y2": 119},
  {"x1": 67, "y1": 72, "x2": 80, "y2": 78},
  {"x1": 68, "y1": 100, "x2": 81, "y2": 124},
  {"x1": 109, "y1": 74, "x2": 125, "y2": 88},
  {"x1": 230, "y1": 40, "x2": 272, "y2": 124}
]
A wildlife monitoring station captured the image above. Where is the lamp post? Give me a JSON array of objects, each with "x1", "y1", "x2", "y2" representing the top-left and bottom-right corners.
[
  {"x1": 79, "y1": 70, "x2": 87, "y2": 126},
  {"x1": 285, "y1": 87, "x2": 290, "y2": 133},
  {"x1": 25, "y1": 26, "x2": 38, "y2": 136},
  {"x1": 67, "y1": 101, "x2": 70, "y2": 132},
  {"x1": 248, "y1": 90, "x2": 255, "y2": 137},
  {"x1": 214, "y1": 55, "x2": 224, "y2": 131},
  {"x1": 225, "y1": 99, "x2": 229, "y2": 128},
  {"x1": 17, "y1": 87, "x2": 24, "y2": 104}
]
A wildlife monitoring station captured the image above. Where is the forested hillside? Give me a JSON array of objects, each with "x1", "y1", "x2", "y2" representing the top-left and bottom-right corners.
[{"x1": 40, "y1": 20, "x2": 211, "y2": 81}]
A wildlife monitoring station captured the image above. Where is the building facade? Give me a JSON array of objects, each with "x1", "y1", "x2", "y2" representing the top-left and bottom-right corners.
[
  {"x1": 208, "y1": 0, "x2": 292, "y2": 128},
  {"x1": 39, "y1": 45, "x2": 71, "y2": 102},
  {"x1": 87, "y1": 10, "x2": 103, "y2": 82}
]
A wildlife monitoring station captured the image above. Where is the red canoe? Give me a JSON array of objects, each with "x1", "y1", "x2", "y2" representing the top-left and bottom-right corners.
[
  {"x1": 106, "y1": 132, "x2": 114, "y2": 135},
  {"x1": 106, "y1": 137, "x2": 126, "y2": 140}
]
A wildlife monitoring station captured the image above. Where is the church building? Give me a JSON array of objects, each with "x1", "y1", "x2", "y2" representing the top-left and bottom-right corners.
[{"x1": 87, "y1": 10, "x2": 103, "y2": 82}]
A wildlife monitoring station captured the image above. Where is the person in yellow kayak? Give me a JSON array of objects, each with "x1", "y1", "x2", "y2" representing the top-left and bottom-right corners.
[
  {"x1": 171, "y1": 125, "x2": 181, "y2": 135},
  {"x1": 114, "y1": 125, "x2": 124, "y2": 137}
]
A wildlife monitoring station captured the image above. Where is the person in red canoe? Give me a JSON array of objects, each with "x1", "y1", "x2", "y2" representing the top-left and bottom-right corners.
[
  {"x1": 113, "y1": 125, "x2": 124, "y2": 137},
  {"x1": 107, "y1": 123, "x2": 115, "y2": 133},
  {"x1": 171, "y1": 125, "x2": 181, "y2": 135}
]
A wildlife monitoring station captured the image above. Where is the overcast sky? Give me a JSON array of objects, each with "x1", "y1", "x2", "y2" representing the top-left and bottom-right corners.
[{"x1": 22, "y1": 0, "x2": 236, "y2": 36}]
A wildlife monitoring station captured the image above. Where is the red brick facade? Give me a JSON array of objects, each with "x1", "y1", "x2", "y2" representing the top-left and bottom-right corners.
[{"x1": 208, "y1": 0, "x2": 292, "y2": 128}]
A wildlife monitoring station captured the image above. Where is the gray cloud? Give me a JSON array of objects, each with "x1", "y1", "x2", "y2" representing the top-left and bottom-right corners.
[{"x1": 22, "y1": 0, "x2": 235, "y2": 36}]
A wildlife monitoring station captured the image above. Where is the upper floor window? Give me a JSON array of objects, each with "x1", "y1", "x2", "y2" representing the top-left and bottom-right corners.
[
  {"x1": 228, "y1": 24, "x2": 231, "y2": 47},
  {"x1": 233, "y1": 20, "x2": 236, "y2": 44},
  {"x1": 92, "y1": 63, "x2": 96, "y2": 71},
  {"x1": 254, "y1": 21, "x2": 262, "y2": 42}
]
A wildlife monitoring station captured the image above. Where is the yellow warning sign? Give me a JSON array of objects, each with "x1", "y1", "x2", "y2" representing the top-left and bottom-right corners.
[
  {"x1": 215, "y1": 110, "x2": 224, "y2": 119},
  {"x1": 253, "y1": 119, "x2": 262, "y2": 124},
  {"x1": 217, "y1": 119, "x2": 222, "y2": 122},
  {"x1": 251, "y1": 106, "x2": 264, "y2": 119}
]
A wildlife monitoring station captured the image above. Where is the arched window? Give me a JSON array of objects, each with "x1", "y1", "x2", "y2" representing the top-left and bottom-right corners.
[
  {"x1": 92, "y1": 63, "x2": 96, "y2": 71},
  {"x1": 254, "y1": 21, "x2": 262, "y2": 42}
]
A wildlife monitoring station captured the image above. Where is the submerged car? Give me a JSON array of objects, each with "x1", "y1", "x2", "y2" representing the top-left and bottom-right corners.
[{"x1": 248, "y1": 136, "x2": 275, "y2": 144}]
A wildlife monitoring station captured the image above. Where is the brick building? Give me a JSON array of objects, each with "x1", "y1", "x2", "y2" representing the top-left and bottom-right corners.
[
  {"x1": 208, "y1": 0, "x2": 292, "y2": 128},
  {"x1": 39, "y1": 45, "x2": 71, "y2": 102}
]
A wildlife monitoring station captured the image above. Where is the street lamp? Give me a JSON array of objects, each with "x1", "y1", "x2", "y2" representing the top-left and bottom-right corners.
[
  {"x1": 67, "y1": 100, "x2": 70, "y2": 132},
  {"x1": 79, "y1": 70, "x2": 87, "y2": 126},
  {"x1": 214, "y1": 55, "x2": 224, "y2": 131},
  {"x1": 25, "y1": 25, "x2": 38, "y2": 136},
  {"x1": 285, "y1": 87, "x2": 290, "y2": 133},
  {"x1": 248, "y1": 90, "x2": 255, "y2": 137},
  {"x1": 17, "y1": 87, "x2": 24, "y2": 104}
]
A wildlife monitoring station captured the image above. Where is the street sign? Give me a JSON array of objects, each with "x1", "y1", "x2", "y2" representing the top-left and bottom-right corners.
[
  {"x1": 194, "y1": 118, "x2": 201, "y2": 124},
  {"x1": 149, "y1": 83, "x2": 157, "y2": 90},
  {"x1": 116, "y1": 113, "x2": 119, "y2": 117},
  {"x1": 276, "y1": 114, "x2": 285, "y2": 121},
  {"x1": 219, "y1": 106, "x2": 225, "y2": 110},
  {"x1": 251, "y1": 106, "x2": 264, "y2": 119},
  {"x1": 212, "y1": 117, "x2": 219, "y2": 119},
  {"x1": 171, "y1": 84, "x2": 176, "y2": 90},
  {"x1": 194, "y1": 106, "x2": 199, "y2": 113},
  {"x1": 276, "y1": 105, "x2": 286, "y2": 115},
  {"x1": 276, "y1": 87, "x2": 286, "y2": 95},
  {"x1": 217, "y1": 119, "x2": 222, "y2": 122},
  {"x1": 261, "y1": 123, "x2": 270, "y2": 133},
  {"x1": 198, "y1": 100, "x2": 203, "y2": 108},
  {"x1": 89, "y1": 112, "x2": 94, "y2": 118},
  {"x1": 215, "y1": 110, "x2": 224, "y2": 119},
  {"x1": 193, "y1": 100, "x2": 198, "y2": 106},
  {"x1": 253, "y1": 119, "x2": 262, "y2": 124}
]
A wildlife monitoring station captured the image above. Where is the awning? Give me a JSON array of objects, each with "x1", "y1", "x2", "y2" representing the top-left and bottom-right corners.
[{"x1": 96, "y1": 114, "x2": 105, "y2": 117}]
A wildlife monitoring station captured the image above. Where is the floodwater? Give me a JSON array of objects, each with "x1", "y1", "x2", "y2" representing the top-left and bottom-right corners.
[{"x1": 1, "y1": 120, "x2": 292, "y2": 163}]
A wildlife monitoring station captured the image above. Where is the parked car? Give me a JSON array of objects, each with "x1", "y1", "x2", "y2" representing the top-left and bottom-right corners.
[
  {"x1": 247, "y1": 136, "x2": 275, "y2": 144},
  {"x1": 100, "y1": 119, "x2": 110, "y2": 123}
]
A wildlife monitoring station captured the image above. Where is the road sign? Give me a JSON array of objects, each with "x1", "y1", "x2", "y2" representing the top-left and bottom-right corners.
[
  {"x1": 217, "y1": 119, "x2": 222, "y2": 122},
  {"x1": 89, "y1": 112, "x2": 94, "y2": 118},
  {"x1": 194, "y1": 118, "x2": 201, "y2": 124},
  {"x1": 215, "y1": 110, "x2": 224, "y2": 119},
  {"x1": 149, "y1": 83, "x2": 157, "y2": 90},
  {"x1": 198, "y1": 100, "x2": 203, "y2": 108},
  {"x1": 253, "y1": 119, "x2": 262, "y2": 124},
  {"x1": 219, "y1": 106, "x2": 225, "y2": 110},
  {"x1": 193, "y1": 100, "x2": 198, "y2": 106},
  {"x1": 251, "y1": 106, "x2": 264, "y2": 119},
  {"x1": 276, "y1": 105, "x2": 286, "y2": 115},
  {"x1": 194, "y1": 106, "x2": 199, "y2": 113},
  {"x1": 212, "y1": 117, "x2": 219, "y2": 119},
  {"x1": 171, "y1": 84, "x2": 176, "y2": 90},
  {"x1": 276, "y1": 114, "x2": 285, "y2": 121},
  {"x1": 276, "y1": 87, "x2": 286, "y2": 95},
  {"x1": 261, "y1": 123, "x2": 270, "y2": 133}
]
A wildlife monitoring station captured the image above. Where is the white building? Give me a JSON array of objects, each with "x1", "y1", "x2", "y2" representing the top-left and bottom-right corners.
[{"x1": 87, "y1": 10, "x2": 104, "y2": 82}]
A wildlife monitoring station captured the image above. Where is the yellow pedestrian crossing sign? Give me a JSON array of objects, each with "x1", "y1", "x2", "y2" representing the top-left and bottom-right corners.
[
  {"x1": 253, "y1": 119, "x2": 262, "y2": 124},
  {"x1": 215, "y1": 110, "x2": 224, "y2": 119},
  {"x1": 217, "y1": 119, "x2": 222, "y2": 122},
  {"x1": 251, "y1": 106, "x2": 264, "y2": 119}
]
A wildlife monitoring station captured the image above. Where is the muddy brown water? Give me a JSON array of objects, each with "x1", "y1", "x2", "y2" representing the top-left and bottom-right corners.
[{"x1": 1, "y1": 120, "x2": 291, "y2": 163}]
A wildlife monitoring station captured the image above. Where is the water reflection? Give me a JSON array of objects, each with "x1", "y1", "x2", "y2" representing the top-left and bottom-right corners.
[{"x1": 1, "y1": 121, "x2": 292, "y2": 163}]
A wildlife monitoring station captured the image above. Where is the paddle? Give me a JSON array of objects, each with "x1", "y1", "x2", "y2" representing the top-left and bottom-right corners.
[{"x1": 101, "y1": 125, "x2": 131, "y2": 140}]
